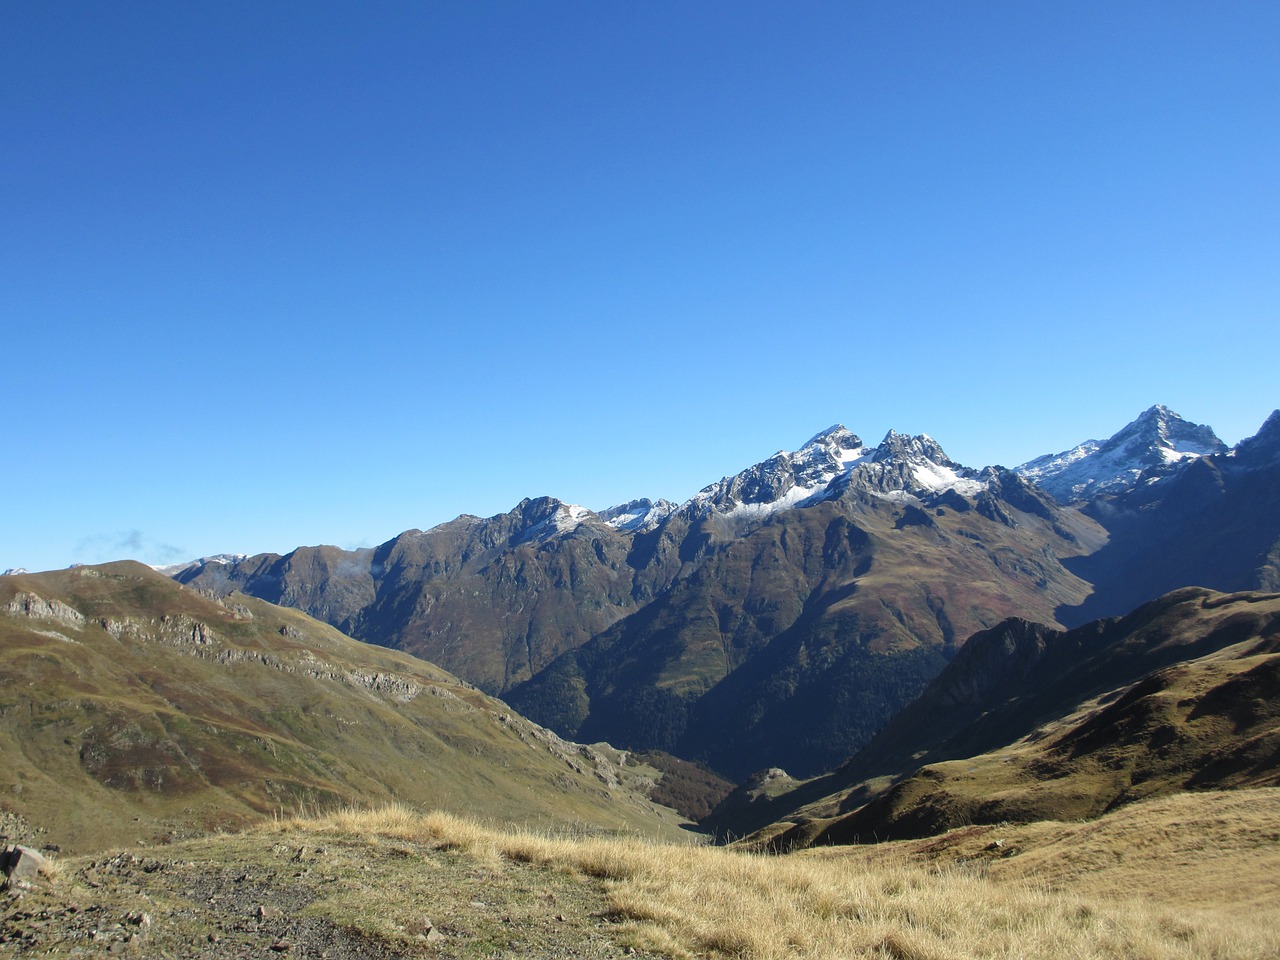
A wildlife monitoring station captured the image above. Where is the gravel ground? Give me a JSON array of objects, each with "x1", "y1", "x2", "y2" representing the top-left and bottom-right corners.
[{"x1": 0, "y1": 831, "x2": 662, "y2": 960}]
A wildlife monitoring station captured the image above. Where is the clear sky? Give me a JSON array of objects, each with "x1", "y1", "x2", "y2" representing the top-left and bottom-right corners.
[{"x1": 3, "y1": 1, "x2": 1277, "y2": 573}]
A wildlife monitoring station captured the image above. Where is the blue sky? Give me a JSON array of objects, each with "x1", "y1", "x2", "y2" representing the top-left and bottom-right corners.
[{"x1": 3, "y1": 1, "x2": 1277, "y2": 573}]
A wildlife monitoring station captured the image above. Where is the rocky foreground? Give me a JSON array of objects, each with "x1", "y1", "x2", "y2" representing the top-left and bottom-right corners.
[{"x1": 0, "y1": 824, "x2": 658, "y2": 959}]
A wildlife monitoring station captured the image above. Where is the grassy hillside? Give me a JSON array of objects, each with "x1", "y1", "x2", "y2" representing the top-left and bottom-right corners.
[
  {"x1": 4, "y1": 792, "x2": 1278, "y2": 958},
  {"x1": 0, "y1": 562, "x2": 686, "y2": 852},
  {"x1": 733, "y1": 588, "x2": 1280, "y2": 848}
]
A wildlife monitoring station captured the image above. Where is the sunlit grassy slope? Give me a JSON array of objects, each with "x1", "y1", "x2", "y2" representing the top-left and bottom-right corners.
[{"x1": 265, "y1": 791, "x2": 1280, "y2": 959}]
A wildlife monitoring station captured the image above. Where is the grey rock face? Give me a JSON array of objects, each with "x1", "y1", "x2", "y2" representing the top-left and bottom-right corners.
[{"x1": 3, "y1": 593, "x2": 86, "y2": 627}]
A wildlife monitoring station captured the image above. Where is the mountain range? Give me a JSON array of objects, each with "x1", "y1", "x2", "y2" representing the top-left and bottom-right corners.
[
  {"x1": 4, "y1": 405, "x2": 1278, "y2": 959},
  {"x1": 170, "y1": 405, "x2": 1280, "y2": 780}
]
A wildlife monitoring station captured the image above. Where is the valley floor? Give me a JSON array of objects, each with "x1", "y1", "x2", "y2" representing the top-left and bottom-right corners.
[{"x1": 4, "y1": 790, "x2": 1279, "y2": 959}]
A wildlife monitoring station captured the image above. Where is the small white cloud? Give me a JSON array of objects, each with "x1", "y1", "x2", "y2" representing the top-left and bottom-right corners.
[{"x1": 74, "y1": 530, "x2": 187, "y2": 565}]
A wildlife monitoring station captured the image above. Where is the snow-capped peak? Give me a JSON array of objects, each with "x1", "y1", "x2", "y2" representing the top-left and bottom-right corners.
[
  {"x1": 687, "y1": 425, "x2": 872, "y2": 519},
  {"x1": 1015, "y1": 405, "x2": 1226, "y2": 503},
  {"x1": 1117, "y1": 404, "x2": 1223, "y2": 458},
  {"x1": 850, "y1": 430, "x2": 985, "y2": 499},
  {"x1": 686, "y1": 423, "x2": 986, "y2": 521},
  {"x1": 512, "y1": 499, "x2": 595, "y2": 543},
  {"x1": 793, "y1": 424, "x2": 875, "y2": 483}
]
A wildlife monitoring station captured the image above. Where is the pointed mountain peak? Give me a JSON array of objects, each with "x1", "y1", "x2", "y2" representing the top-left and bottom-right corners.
[
  {"x1": 687, "y1": 425, "x2": 874, "y2": 520},
  {"x1": 795, "y1": 424, "x2": 867, "y2": 471},
  {"x1": 1107, "y1": 404, "x2": 1223, "y2": 457},
  {"x1": 1017, "y1": 405, "x2": 1226, "y2": 504},
  {"x1": 801, "y1": 423, "x2": 862, "y2": 450},
  {"x1": 839, "y1": 430, "x2": 983, "y2": 500},
  {"x1": 1136, "y1": 402, "x2": 1173, "y2": 421}
]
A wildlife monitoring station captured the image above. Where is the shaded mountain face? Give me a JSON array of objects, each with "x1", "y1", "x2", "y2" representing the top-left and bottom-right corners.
[
  {"x1": 0, "y1": 563, "x2": 685, "y2": 852},
  {"x1": 179, "y1": 427, "x2": 1103, "y2": 780},
  {"x1": 1016, "y1": 404, "x2": 1226, "y2": 504},
  {"x1": 721, "y1": 587, "x2": 1280, "y2": 848},
  {"x1": 507, "y1": 475, "x2": 1100, "y2": 780}
]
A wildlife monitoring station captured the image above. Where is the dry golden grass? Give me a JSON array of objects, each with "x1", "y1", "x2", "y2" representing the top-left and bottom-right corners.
[
  {"x1": 986, "y1": 788, "x2": 1280, "y2": 915},
  {"x1": 276, "y1": 795, "x2": 1280, "y2": 960}
]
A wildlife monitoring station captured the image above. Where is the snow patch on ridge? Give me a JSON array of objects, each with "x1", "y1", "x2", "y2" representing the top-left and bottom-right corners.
[
  {"x1": 514, "y1": 501, "x2": 596, "y2": 544},
  {"x1": 910, "y1": 460, "x2": 986, "y2": 496},
  {"x1": 724, "y1": 482, "x2": 827, "y2": 520},
  {"x1": 153, "y1": 554, "x2": 249, "y2": 577},
  {"x1": 599, "y1": 498, "x2": 677, "y2": 532},
  {"x1": 548, "y1": 503, "x2": 591, "y2": 535}
]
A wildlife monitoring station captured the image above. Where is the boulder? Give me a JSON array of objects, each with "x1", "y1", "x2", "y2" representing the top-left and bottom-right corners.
[{"x1": 1, "y1": 844, "x2": 46, "y2": 883}]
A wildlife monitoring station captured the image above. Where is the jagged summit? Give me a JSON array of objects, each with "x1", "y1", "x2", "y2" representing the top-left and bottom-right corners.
[
  {"x1": 802, "y1": 423, "x2": 862, "y2": 448},
  {"x1": 1111, "y1": 404, "x2": 1223, "y2": 458},
  {"x1": 863, "y1": 430, "x2": 985, "y2": 498},
  {"x1": 1016, "y1": 405, "x2": 1226, "y2": 504},
  {"x1": 685, "y1": 426, "x2": 869, "y2": 519}
]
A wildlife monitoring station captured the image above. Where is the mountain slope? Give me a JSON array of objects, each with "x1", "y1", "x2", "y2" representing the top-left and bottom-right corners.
[
  {"x1": 0, "y1": 563, "x2": 686, "y2": 852},
  {"x1": 178, "y1": 499, "x2": 662, "y2": 695}
]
